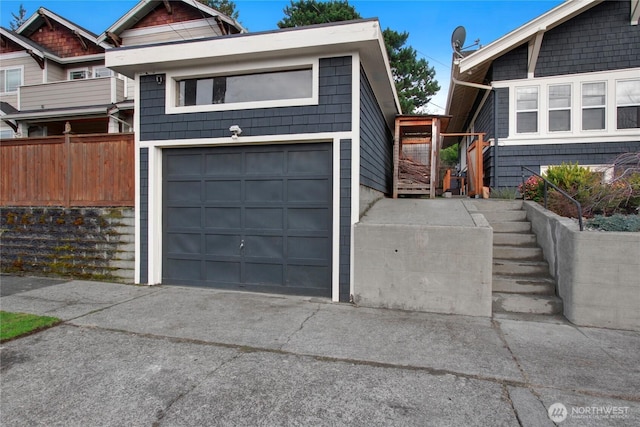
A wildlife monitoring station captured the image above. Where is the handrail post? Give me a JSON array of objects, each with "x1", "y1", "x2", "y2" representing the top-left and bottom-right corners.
[{"x1": 544, "y1": 181, "x2": 548, "y2": 209}]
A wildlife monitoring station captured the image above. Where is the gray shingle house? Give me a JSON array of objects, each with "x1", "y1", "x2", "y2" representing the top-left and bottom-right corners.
[
  {"x1": 446, "y1": 0, "x2": 640, "y2": 188},
  {"x1": 106, "y1": 19, "x2": 400, "y2": 302}
]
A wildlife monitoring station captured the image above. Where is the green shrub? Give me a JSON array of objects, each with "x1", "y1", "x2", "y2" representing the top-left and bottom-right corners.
[
  {"x1": 490, "y1": 187, "x2": 518, "y2": 199},
  {"x1": 586, "y1": 214, "x2": 640, "y2": 232}
]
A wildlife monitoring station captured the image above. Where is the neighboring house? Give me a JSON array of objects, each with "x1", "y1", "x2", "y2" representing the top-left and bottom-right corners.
[
  {"x1": 0, "y1": 0, "x2": 244, "y2": 138},
  {"x1": 106, "y1": 19, "x2": 400, "y2": 302},
  {"x1": 446, "y1": 0, "x2": 640, "y2": 188}
]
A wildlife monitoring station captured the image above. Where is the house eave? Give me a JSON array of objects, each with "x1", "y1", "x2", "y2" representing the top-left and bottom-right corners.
[
  {"x1": 2, "y1": 105, "x2": 114, "y2": 121},
  {"x1": 106, "y1": 19, "x2": 400, "y2": 125}
]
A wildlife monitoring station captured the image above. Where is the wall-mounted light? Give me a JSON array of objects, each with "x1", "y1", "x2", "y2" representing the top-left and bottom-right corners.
[
  {"x1": 156, "y1": 75, "x2": 164, "y2": 85},
  {"x1": 229, "y1": 125, "x2": 242, "y2": 139}
]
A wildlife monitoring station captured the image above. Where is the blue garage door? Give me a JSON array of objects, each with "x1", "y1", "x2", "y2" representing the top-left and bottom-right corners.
[{"x1": 162, "y1": 143, "x2": 332, "y2": 297}]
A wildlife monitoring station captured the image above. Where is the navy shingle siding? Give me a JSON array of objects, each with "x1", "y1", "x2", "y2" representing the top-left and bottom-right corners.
[
  {"x1": 139, "y1": 148, "x2": 148, "y2": 284},
  {"x1": 139, "y1": 57, "x2": 352, "y2": 141},
  {"x1": 339, "y1": 138, "x2": 352, "y2": 302},
  {"x1": 359, "y1": 67, "x2": 393, "y2": 194}
]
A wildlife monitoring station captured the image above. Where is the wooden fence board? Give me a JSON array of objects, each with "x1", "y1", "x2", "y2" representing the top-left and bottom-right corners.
[{"x1": 0, "y1": 133, "x2": 134, "y2": 207}]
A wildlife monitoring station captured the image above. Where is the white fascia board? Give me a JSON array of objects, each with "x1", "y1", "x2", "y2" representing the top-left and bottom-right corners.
[
  {"x1": 107, "y1": 20, "x2": 384, "y2": 74},
  {"x1": 2, "y1": 106, "x2": 108, "y2": 120},
  {"x1": 458, "y1": 0, "x2": 603, "y2": 74},
  {"x1": 43, "y1": 53, "x2": 105, "y2": 65}
]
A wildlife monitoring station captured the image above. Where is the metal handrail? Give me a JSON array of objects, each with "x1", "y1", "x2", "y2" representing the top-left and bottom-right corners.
[{"x1": 520, "y1": 166, "x2": 584, "y2": 231}]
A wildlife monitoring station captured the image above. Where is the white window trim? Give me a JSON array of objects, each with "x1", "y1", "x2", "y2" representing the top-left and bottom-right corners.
[
  {"x1": 68, "y1": 67, "x2": 90, "y2": 80},
  {"x1": 0, "y1": 65, "x2": 24, "y2": 94},
  {"x1": 548, "y1": 83, "x2": 572, "y2": 133},
  {"x1": 581, "y1": 81, "x2": 607, "y2": 132},
  {"x1": 616, "y1": 78, "x2": 640, "y2": 130},
  {"x1": 165, "y1": 57, "x2": 320, "y2": 115},
  {"x1": 92, "y1": 66, "x2": 114, "y2": 78},
  {"x1": 494, "y1": 68, "x2": 640, "y2": 145},
  {"x1": 515, "y1": 85, "x2": 539, "y2": 134}
]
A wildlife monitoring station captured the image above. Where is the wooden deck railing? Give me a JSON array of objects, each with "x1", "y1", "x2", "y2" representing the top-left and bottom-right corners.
[{"x1": 0, "y1": 133, "x2": 134, "y2": 207}]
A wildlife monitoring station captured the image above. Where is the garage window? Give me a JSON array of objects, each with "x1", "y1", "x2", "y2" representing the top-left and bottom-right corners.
[{"x1": 178, "y1": 69, "x2": 312, "y2": 106}]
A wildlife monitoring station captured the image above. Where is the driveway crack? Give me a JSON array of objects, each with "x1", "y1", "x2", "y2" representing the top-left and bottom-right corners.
[
  {"x1": 280, "y1": 303, "x2": 321, "y2": 350},
  {"x1": 152, "y1": 351, "x2": 244, "y2": 427}
]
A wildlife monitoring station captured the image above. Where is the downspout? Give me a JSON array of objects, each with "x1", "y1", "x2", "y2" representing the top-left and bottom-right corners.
[{"x1": 493, "y1": 89, "x2": 499, "y2": 189}]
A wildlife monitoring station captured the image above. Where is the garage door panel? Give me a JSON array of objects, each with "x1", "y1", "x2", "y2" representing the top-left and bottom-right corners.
[
  {"x1": 244, "y1": 235, "x2": 283, "y2": 258},
  {"x1": 167, "y1": 154, "x2": 202, "y2": 175},
  {"x1": 166, "y1": 207, "x2": 201, "y2": 228},
  {"x1": 287, "y1": 208, "x2": 330, "y2": 231},
  {"x1": 205, "y1": 152, "x2": 243, "y2": 175},
  {"x1": 206, "y1": 261, "x2": 241, "y2": 282},
  {"x1": 288, "y1": 150, "x2": 331, "y2": 174},
  {"x1": 246, "y1": 151, "x2": 284, "y2": 175},
  {"x1": 245, "y1": 180, "x2": 283, "y2": 202},
  {"x1": 205, "y1": 234, "x2": 241, "y2": 256},
  {"x1": 288, "y1": 236, "x2": 329, "y2": 260},
  {"x1": 166, "y1": 181, "x2": 201, "y2": 202},
  {"x1": 205, "y1": 207, "x2": 242, "y2": 228},
  {"x1": 165, "y1": 259, "x2": 201, "y2": 280},
  {"x1": 164, "y1": 143, "x2": 332, "y2": 297},
  {"x1": 288, "y1": 178, "x2": 330, "y2": 202},
  {"x1": 245, "y1": 208, "x2": 283, "y2": 230},
  {"x1": 166, "y1": 233, "x2": 202, "y2": 255},
  {"x1": 205, "y1": 180, "x2": 242, "y2": 201},
  {"x1": 245, "y1": 262, "x2": 283, "y2": 285},
  {"x1": 288, "y1": 265, "x2": 330, "y2": 289}
]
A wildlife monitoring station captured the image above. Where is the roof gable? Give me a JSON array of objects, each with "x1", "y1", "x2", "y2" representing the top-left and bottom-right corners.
[{"x1": 100, "y1": 0, "x2": 245, "y2": 46}]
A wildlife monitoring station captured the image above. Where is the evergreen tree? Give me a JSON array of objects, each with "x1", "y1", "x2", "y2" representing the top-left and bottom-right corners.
[
  {"x1": 10, "y1": 4, "x2": 28, "y2": 31},
  {"x1": 198, "y1": 0, "x2": 239, "y2": 21},
  {"x1": 277, "y1": 0, "x2": 439, "y2": 113}
]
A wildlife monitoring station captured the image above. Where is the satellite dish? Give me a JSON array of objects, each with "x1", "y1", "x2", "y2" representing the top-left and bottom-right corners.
[{"x1": 451, "y1": 26, "x2": 466, "y2": 56}]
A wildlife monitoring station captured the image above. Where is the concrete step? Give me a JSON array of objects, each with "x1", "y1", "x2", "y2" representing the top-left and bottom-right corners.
[
  {"x1": 493, "y1": 233, "x2": 537, "y2": 246},
  {"x1": 492, "y1": 275, "x2": 555, "y2": 295},
  {"x1": 492, "y1": 292, "x2": 563, "y2": 315},
  {"x1": 491, "y1": 222, "x2": 531, "y2": 233},
  {"x1": 493, "y1": 245, "x2": 543, "y2": 261},
  {"x1": 493, "y1": 259, "x2": 550, "y2": 277},
  {"x1": 492, "y1": 312, "x2": 569, "y2": 325},
  {"x1": 481, "y1": 210, "x2": 528, "y2": 223},
  {"x1": 473, "y1": 200, "x2": 523, "y2": 211}
]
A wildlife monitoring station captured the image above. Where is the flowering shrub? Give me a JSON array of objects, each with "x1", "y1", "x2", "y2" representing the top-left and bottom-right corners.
[{"x1": 518, "y1": 175, "x2": 544, "y2": 202}]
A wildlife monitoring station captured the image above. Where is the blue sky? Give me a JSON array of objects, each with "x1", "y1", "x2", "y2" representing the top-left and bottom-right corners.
[{"x1": 1, "y1": 0, "x2": 564, "y2": 113}]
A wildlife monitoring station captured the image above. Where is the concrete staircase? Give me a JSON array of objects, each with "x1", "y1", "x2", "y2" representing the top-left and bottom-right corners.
[{"x1": 474, "y1": 200, "x2": 564, "y2": 320}]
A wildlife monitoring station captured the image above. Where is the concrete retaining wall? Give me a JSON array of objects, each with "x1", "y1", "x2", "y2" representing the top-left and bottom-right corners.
[
  {"x1": 1, "y1": 207, "x2": 134, "y2": 282},
  {"x1": 354, "y1": 199, "x2": 493, "y2": 317},
  {"x1": 524, "y1": 201, "x2": 640, "y2": 331}
]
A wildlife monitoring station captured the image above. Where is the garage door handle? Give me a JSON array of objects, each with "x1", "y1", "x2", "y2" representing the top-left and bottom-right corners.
[{"x1": 240, "y1": 239, "x2": 244, "y2": 251}]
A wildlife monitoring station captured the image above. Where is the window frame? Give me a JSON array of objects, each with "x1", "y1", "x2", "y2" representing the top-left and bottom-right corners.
[
  {"x1": 165, "y1": 58, "x2": 320, "y2": 115},
  {"x1": 581, "y1": 81, "x2": 607, "y2": 131},
  {"x1": 0, "y1": 66, "x2": 23, "y2": 94},
  {"x1": 68, "y1": 67, "x2": 90, "y2": 80},
  {"x1": 548, "y1": 83, "x2": 572, "y2": 133},
  {"x1": 92, "y1": 66, "x2": 114, "y2": 78},
  {"x1": 615, "y1": 79, "x2": 640, "y2": 130},
  {"x1": 515, "y1": 85, "x2": 539, "y2": 134}
]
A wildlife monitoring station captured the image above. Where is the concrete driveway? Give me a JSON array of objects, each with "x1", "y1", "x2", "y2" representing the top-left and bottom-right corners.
[{"x1": 1, "y1": 276, "x2": 639, "y2": 426}]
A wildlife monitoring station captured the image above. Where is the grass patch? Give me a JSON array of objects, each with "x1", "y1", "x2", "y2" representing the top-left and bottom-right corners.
[{"x1": 0, "y1": 311, "x2": 61, "y2": 342}]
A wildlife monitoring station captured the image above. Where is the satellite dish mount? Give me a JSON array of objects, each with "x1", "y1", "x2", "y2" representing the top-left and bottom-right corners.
[{"x1": 451, "y1": 26, "x2": 480, "y2": 59}]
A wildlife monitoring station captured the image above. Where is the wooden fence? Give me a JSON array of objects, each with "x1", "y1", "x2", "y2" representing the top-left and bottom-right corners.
[{"x1": 0, "y1": 133, "x2": 134, "y2": 207}]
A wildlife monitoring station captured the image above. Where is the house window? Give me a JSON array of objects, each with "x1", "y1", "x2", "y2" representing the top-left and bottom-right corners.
[
  {"x1": 68, "y1": 68, "x2": 90, "y2": 80},
  {"x1": 616, "y1": 79, "x2": 640, "y2": 129},
  {"x1": 93, "y1": 67, "x2": 113, "y2": 78},
  {"x1": 516, "y1": 86, "x2": 538, "y2": 133},
  {"x1": 0, "y1": 129, "x2": 15, "y2": 139},
  {"x1": 0, "y1": 67, "x2": 22, "y2": 93},
  {"x1": 177, "y1": 68, "x2": 312, "y2": 107},
  {"x1": 548, "y1": 84, "x2": 571, "y2": 132},
  {"x1": 582, "y1": 82, "x2": 606, "y2": 130}
]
